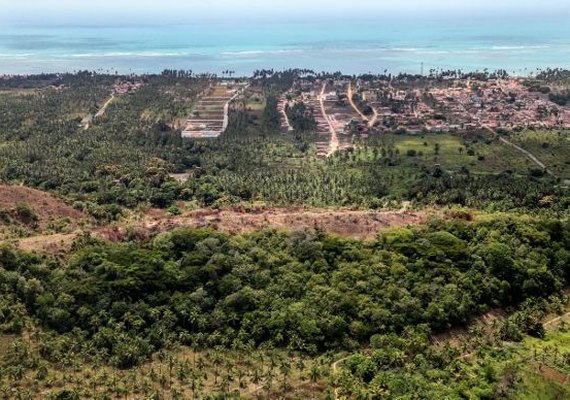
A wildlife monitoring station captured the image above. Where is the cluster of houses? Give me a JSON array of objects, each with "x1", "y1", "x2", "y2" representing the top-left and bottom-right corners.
[
  {"x1": 361, "y1": 77, "x2": 570, "y2": 132},
  {"x1": 112, "y1": 80, "x2": 144, "y2": 95},
  {"x1": 276, "y1": 75, "x2": 570, "y2": 155},
  {"x1": 426, "y1": 78, "x2": 570, "y2": 130},
  {"x1": 284, "y1": 78, "x2": 370, "y2": 154}
]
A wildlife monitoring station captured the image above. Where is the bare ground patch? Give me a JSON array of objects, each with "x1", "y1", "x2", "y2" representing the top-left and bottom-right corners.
[
  {"x1": 8, "y1": 207, "x2": 428, "y2": 253},
  {"x1": 141, "y1": 207, "x2": 428, "y2": 239},
  {"x1": 0, "y1": 185, "x2": 84, "y2": 229},
  {"x1": 14, "y1": 232, "x2": 79, "y2": 254}
]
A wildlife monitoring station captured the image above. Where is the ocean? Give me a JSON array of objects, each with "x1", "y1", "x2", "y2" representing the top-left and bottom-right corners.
[{"x1": 1, "y1": 14, "x2": 570, "y2": 76}]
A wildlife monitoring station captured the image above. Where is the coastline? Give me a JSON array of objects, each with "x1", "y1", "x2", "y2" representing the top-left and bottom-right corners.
[{"x1": 2, "y1": 17, "x2": 570, "y2": 76}]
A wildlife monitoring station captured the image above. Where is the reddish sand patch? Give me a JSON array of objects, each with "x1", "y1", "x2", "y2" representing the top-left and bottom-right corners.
[
  {"x1": 10, "y1": 206, "x2": 428, "y2": 254},
  {"x1": 536, "y1": 364, "x2": 569, "y2": 385},
  {"x1": 0, "y1": 185, "x2": 84, "y2": 228},
  {"x1": 141, "y1": 207, "x2": 427, "y2": 239}
]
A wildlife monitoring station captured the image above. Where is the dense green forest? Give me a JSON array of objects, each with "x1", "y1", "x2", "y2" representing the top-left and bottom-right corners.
[{"x1": 1, "y1": 215, "x2": 569, "y2": 398}]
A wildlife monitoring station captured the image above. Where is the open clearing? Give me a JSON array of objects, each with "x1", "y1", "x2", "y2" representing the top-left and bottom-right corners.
[
  {"x1": 393, "y1": 133, "x2": 535, "y2": 173},
  {"x1": 141, "y1": 207, "x2": 427, "y2": 239},
  {"x1": 0, "y1": 185, "x2": 84, "y2": 229},
  {"x1": 7, "y1": 206, "x2": 428, "y2": 253},
  {"x1": 0, "y1": 185, "x2": 429, "y2": 253},
  {"x1": 15, "y1": 232, "x2": 80, "y2": 253}
]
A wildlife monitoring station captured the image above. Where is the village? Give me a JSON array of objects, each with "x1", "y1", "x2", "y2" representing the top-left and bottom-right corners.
[{"x1": 277, "y1": 75, "x2": 570, "y2": 152}]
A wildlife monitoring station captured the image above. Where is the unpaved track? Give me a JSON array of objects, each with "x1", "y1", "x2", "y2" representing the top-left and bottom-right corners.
[
  {"x1": 95, "y1": 95, "x2": 115, "y2": 118},
  {"x1": 347, "y1": 82, "x2": 367, "y2": 122},
  {"x1": 83, "y1": 95, "x2": 115, "y2": 129},
  {"x1": 279, "y1": 97, "x2": 293, "y2": 131},
  {"x1": 368, "y1": 103, "x2": 379, "y2": 128},
  {"x1": 332, "y1": 356, "x2": 350, "y2": 399},
  {"x1": 319, "y1": 82, "x2": 339, "y2": 156},
  {"x1": 457, "y1": 310, "x2": 570, "y2": 361},
  {"x1": 330, "y1": 310, "x2": 570, "y2": 398},
  {"x1": 543, "y1": 311, "x2": 570, "y2": 327},
  {"x1": 498, "y1": 137, "x2": 553, "y2": 173},
  {"x1": 484, "y1": 126, "x2": 554, "y2": 176}
]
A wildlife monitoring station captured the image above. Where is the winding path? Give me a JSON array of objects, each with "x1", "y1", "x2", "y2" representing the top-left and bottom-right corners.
[
  {"x1": 367, "y1": 103, "x2": 380, "y2": 128},
  {"x1": 361, "y1": 89, "x2": 380, "y2": 126},
  {"x1": 484, "y1": 126, "x2": 555, "y2": 177},
  {"x1": 331, "y1": 310, "x2": 570, "y2": 397},
  {"x1": 347, "y1": 82, "x2": 367, "y2": 122},
  {"x1": 331, "y1": 356, "x2": 349, "y2": 399},
  {"x1": 543, "y1": 311, "x2": 570, "y2": 327},
  {"x1": 458, "y1": 310, "x2": 570, "y2": 361}
]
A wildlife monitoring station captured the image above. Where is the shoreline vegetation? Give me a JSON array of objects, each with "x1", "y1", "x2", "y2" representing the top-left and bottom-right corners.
[{"x1": 1, "y1": 67, "x2": 569, "y2": 398}]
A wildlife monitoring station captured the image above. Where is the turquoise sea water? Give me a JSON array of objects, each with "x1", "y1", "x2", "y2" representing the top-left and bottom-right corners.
[{"x1": 1, "y1": 15, "x2": 570, "y2": 75}]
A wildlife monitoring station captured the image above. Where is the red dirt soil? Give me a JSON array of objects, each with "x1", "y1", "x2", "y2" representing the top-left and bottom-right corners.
[
  {"x1": 536, "y1": 364, "x2": 569, "y2": 385},
  {"x1": 141, "y1": 207, "x2": 427, "y2": 239},
  {"x1": 0, "y1": 185, "x2": 84, "y2": 228}
]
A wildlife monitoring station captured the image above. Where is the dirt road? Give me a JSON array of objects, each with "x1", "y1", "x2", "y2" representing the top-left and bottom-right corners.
[
  {"x1": 319, "y1": 82, "x2": 339, "y2": 156},
  {"x1": 347, "y1": 82, "x2": 367, "y2": 121},
  {"x1": 498, "y1": 137, "x2": 552, "y2": 172},
  {"x1": 95, "y1": 95, "x2": 115, "y2": 118},
  {"x1": 484, "y1": 126, "x2": 555, "y2": 177}
]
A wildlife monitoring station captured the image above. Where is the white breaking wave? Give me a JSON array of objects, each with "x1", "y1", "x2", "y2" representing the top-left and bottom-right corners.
[
  {"x1": 0, "y1": 53, "x2": 33, "y2": 58},
  {"x1": 490, "y1": 45, "x2": 551, "y2": 51},
  {"x1": 69, "y1": 51, "x2": 200, "y2": 58},
  {"x1": 220, "y1": 49, "x2": 303, "y2": 56}
]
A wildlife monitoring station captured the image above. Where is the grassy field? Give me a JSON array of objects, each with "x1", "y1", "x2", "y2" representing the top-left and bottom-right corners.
[
  {"x1": 395, "y1": 132, "x2": 541, "y2": 174},
  {"x1": 513, "y1": 369, "x2": 569, "y2": 400},
  {"x1": 246, "y1": 99, "x2": 266, "y2": 112},
  {"x1": 510, "y1": 130, "x2": 570, "y2": 179},
  {"x1": 355, "y1": 132, "x2": 535, "y2": 175}
]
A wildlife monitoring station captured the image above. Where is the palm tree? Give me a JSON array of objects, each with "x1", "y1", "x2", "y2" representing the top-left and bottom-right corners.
[
  {"x1": 309, "y1": 363, "x2": 321, "y2": 396},
  {"x1": 296, "y1": 356, "x2": 306, "y2": 381},
  {"x1": 212, "y1": 352, "x2": 223, "y2": 384},
  {"x1": 280, "y1": 359, "x2": 292, "y2": 393}
]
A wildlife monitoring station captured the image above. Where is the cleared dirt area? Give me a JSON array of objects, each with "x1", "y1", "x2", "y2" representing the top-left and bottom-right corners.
[
  {"x1": 6, "y1": 205, "x2": 428, "y2": 253},
  {"x1": 15, "y1": 232, "x2": 79, "y2": 253},
  {"x1": 141, "y1": 207, "x2": 427, "y2": 239},
  {"x1": 536, "y1": 364, "x2": 569, "y2": 385},
  {"x1": 0, "y1": 185, "x2": 84, "y2": 228}
]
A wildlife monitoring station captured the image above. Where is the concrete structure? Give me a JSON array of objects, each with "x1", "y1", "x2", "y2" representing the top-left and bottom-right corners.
[{"x1": 182, "y1": 81, "x2": 248, "y2": 138}]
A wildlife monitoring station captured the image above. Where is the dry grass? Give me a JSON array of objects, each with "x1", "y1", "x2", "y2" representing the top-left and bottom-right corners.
[
  {"x1": 4, "y1": 342, "x2": 331, "y2": 400},
  {"x1": 14, "y1": 232, "x2": 79, "y2": 253},
  {"x1": 141, "y1": 207, "x2": 428, "y2": 240}
]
